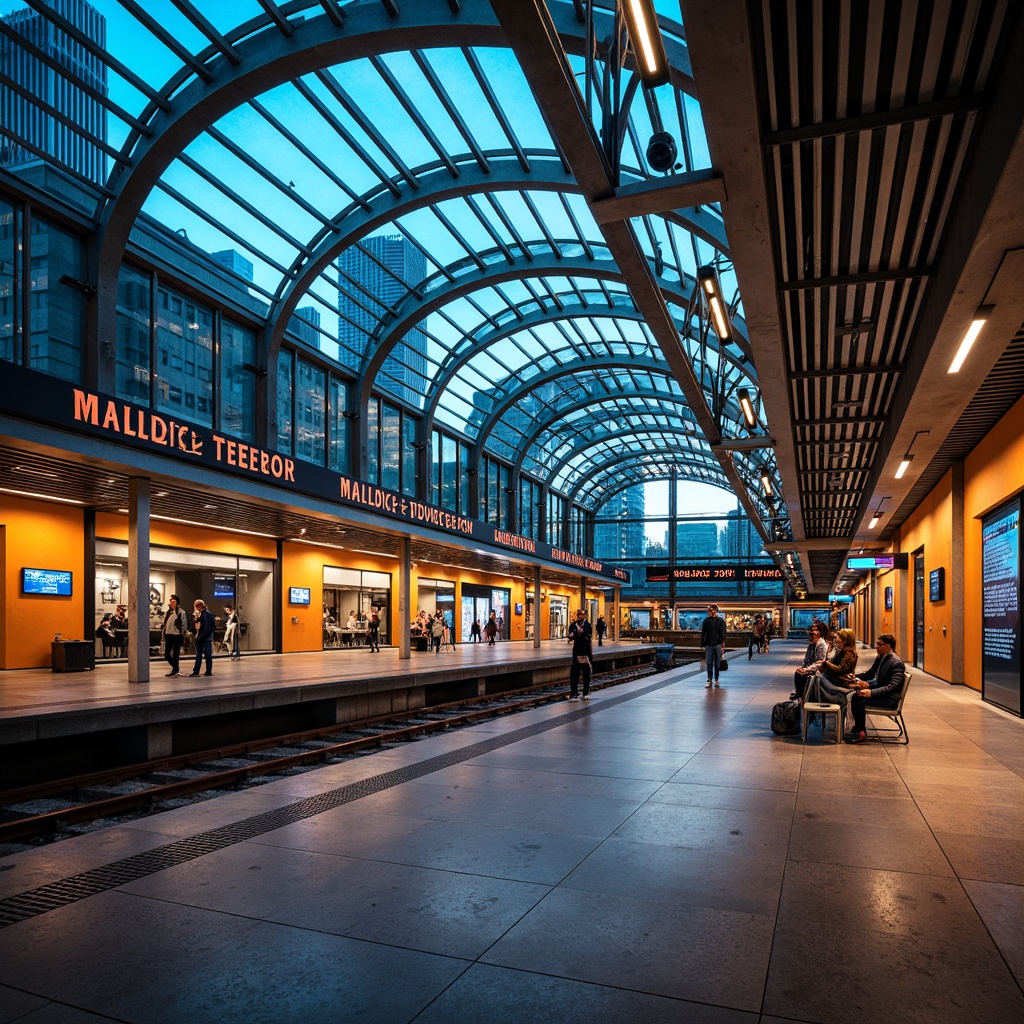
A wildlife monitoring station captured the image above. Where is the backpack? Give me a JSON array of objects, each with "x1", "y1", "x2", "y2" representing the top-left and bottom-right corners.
[{"x1": 771, "y1": 700, "x2": 801, "y2": 735}]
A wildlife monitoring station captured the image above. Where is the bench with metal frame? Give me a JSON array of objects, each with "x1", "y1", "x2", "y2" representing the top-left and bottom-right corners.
[{"x1": 863, "y1": 671, "x2": 912, "y2": 744}]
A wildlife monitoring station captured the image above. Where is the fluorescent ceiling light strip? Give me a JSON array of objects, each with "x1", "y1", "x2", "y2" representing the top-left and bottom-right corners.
[
  {"x1": 627, "y1": 0, "x2": 660, "y2": 74},
  {"x1": 948, "y1": 318, "x2": 987, "y2": 373},
  {"x1": 150, "y1": 513, "x2": 277, "y2": 539},
  {"x1": 1, "y1": 487, "x2": 84, "y2": 505}
]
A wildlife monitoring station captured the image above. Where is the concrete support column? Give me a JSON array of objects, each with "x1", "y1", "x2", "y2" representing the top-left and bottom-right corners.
[
  {"x1": 533, "y1": 565, "x2": 542, "y2": 649},
  {"x1": 398, "y1": 535, "x2": 411, "y2": 660},
  {"x1": 128, "y1": 476, "x2": 150, "y2": 684},
  {"x1": 951, "y1": 462, "x2": 965, "y2": 685}
]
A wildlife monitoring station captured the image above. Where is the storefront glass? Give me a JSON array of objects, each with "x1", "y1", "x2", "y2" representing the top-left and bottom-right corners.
[
  {"x1": 94, "y1": 541, "x2": 275, "y2": 659},
  {"x1": 323, "y1": 566, "x2": 391, "y2": 648}
]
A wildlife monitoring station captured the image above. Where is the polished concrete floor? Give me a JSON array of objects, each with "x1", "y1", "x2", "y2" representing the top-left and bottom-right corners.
[{"x1": 0, "y1": 643, "x2": 1022, "y2": 1023}]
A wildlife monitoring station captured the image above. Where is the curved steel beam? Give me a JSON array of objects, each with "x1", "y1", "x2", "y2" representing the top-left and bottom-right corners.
[
  {"x1": 421, "y1": 301, "x2": 729, "y2": 440},
  {"x1": 366, "y1": 260, "x2": 753, "y2": 425},
  {"x1": 569, "y1": 450, "x2": 729, "y2": 508},
  {"x1": 547, "y1": 426, "x2": 718, "y2": 489},
  {"x1": 470, "y1": 355, "x2": 676, "y2": 455},
  {"x1": 514, "y1": 390, "x2": 701, "y2": 477},
  {"x1": 96, "y1": 3, "x2": 697, "y2": 377}
]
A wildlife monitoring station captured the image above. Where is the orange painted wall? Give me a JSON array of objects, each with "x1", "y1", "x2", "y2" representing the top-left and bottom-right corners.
[
  {"x1": 964, "y1": 394, "x2": 1024, "y2": 691},
  {"x1": 94, "y1": 513, "x2": 277, "y2": 560},
  {"x1": 898, "y1": 474, "x2": 955, "y2": 681},
  {"x1": 1, "y1": 496, "x2": 85, "y2": 669}
]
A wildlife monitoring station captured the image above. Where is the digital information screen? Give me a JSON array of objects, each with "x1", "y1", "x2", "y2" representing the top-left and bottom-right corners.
[
  {"x1": 289, "y1": 586, "x2": 311, "y2": 606},
  {"x1": 22, "y1": 568, "x2": 73, "y2": 596},
  {"x1": 982, "y1": 500, "x2": 1021, "y2": 716},
  {"x1": 847, "y1": 555, "x2": 894, "y2": 570},
  {"x1": 213, "y1": 575, "x2": 235, "y2": 598}
]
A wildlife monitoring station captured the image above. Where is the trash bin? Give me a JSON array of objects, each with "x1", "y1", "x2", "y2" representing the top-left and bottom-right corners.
[
  {"x1": 654, "y1": 643, "x2": 675, "y2": 671},
  {"x1": 51, "y1": 640, "x2": 95, "y2": 672}
]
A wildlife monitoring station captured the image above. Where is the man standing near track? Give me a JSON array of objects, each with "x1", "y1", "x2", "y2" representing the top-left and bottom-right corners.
[
  {"x1": 700, "y1": 603, "x2": 726, "y2": 688},
  {"x1": 567, "y1": 608, "x2": 593, "y2": 701}
]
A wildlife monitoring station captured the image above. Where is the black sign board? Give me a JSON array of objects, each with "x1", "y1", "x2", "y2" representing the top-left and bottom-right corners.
[
  {"x1": 0, "y1": 364, "x2": 629, "y2": 584},
  {"x1": 645, "y1": 564, "x2": 784, "y2": 582}
]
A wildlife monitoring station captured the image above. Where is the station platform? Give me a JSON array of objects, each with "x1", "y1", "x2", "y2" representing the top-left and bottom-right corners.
[
  {"x1": 0, "y1": 641, "x2": 657, "y2": 784},
  {"x1": 1, "y1": 641, "x2": 1022, "y2": 1022}
]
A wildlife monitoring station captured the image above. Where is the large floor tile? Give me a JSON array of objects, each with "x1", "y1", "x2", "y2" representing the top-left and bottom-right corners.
[
  {"x1": 368, "y1": 817, "x2": 605, "y2": 884},
  {"x1": 0, "y1": 890, "x2": 468, "y2": 1024},
  {"x1": 561, "y1": 836, "x2": 787, "y2": 916},
  {"x1": 413, "y1": 962, "x2": 759, "y2": 1024},
  {"x1": 612, "y1": 800, "x2": 795, "y2": 851},
  {"x1": 787, "y1": 817, "x2": 954, "y2": 876},
  {"x1": 962, "y1": 879, "x2": 1024, "y2": 987},
  {"x1": 120, "y1": 839, "x2": 550, "y2": 959},
  {"x1": 0, "y1": 986, "x2": 48, "y2": 1023},
  {"x1": 764, "y1": 860, "x2": 1024, "y2": 1023},
  {"x1": 933, "y1": 831, "x2": 1024, "y2": 885},
  {"x1": 482, "y1": 887, "x2": 775, "y2": 1012}
]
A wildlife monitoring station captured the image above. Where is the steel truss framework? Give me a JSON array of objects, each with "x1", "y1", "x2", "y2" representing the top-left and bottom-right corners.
[{"x1": 2, "y1": 0, "x2": 790, "y2": 581}]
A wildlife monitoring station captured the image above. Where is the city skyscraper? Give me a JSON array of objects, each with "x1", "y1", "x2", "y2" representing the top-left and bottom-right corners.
[
  {"x1": 0, "y1": 0, "x2": 108, "y2": 185},
  {"x1": 595, "y1": 484, "x2": 646, "y2": 561},
  {"x1": 338, "y1": 234, "x2": 427, "y2": 405}
]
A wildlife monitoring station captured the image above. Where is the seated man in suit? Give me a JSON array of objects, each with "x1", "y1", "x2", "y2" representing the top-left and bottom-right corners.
[{"x1": 847, "y1": 633, "x2": 906, "y2": 744}]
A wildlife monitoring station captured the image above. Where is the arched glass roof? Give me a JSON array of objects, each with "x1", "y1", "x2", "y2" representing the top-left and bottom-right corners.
[{"x1": 0, "y1": 0, "x2": 788, "y2": 545}]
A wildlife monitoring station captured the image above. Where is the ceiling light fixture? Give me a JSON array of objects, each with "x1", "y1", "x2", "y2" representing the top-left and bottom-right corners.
[
  {"x1": 895, "y1": 429, "x2": 929, "y2": 480},
  {"x1": 868, "y1": 496, "x2": 891, "y2": 530},
  {"x1": 621, "y1": 0, "x2": 670, "y2": 88},
  {"x1": 760, "y1": 472, "x2": 772, "y2": 496},
  {"x1": 737, "y1": 388, "x2": 757, "y2": 428},
  {"x1": 948, "y1": 305, "x2": 993, "y2": 373},
  {"x1": 697, "y1": 265, "x2": 731, "y2": 341},
  {"x1": 1, "y1": 487, "x2": 84, "y2": 505},
  {"x1": 150, "y1": 513, "x2": 277, "y2": 539}
]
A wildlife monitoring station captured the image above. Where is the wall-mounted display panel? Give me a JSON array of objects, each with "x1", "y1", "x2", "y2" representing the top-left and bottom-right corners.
[{"x1": 981, "y1": 499, "x2": 1021, "y2": 716}]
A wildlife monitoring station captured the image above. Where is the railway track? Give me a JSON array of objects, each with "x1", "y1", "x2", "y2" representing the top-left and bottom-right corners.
[{"x1": 0, "y1": 662, "x2": 670, "y2": 848}]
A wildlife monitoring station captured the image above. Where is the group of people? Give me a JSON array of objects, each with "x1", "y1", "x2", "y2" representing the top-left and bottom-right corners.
[
  {"x1": 95, "y1": 606, "x2": 129, "y2": 654},
  {"x1": 792, "y1": 620, "x2": 906, "y2": 743},
  {"x1": 158, "y1": 597, "x2": 241, "y2": 678}
]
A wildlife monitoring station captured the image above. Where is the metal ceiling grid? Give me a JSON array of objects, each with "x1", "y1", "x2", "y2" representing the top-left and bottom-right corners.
[{"x1": 757, "y1": 0, "x2": 1007, "y2": 545}]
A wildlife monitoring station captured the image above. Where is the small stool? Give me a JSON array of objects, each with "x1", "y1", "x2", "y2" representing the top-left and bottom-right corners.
[{"x1": 802, "y1": 702, "x2": 842, "y2": 744}]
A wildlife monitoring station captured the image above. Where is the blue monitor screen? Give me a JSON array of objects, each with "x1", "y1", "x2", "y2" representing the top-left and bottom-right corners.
[
  {"x1": 22, "y1": 568, "x2": 73, "y2": 596},
  {"x1": 289, "y1": 587, "x2": 311, "y2": 606},
  {"x1": 213, "y1": 576, "x2": 235, "y2": 598}
]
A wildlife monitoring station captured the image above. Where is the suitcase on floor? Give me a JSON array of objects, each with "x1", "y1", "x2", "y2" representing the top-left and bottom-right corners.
[{"x1": 771, "y1": 699, "x2": 801, "y2": 735}]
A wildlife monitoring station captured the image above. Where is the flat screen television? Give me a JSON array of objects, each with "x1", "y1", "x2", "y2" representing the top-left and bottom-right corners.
[
  {"x1": 289, "y1": 586, "x2": 311, "y2": 606},
  {"x1": 22, "y1": 568, "x2": 73, "y2": 596},
  {"x1": 213, "y1": 575, "x2": 235, "y2": 598}
]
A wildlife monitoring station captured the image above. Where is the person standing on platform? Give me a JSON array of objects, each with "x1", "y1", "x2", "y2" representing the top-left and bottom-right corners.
[
  {"x1": 366, "y1": 610, "x2": 380, "y2": 652},
  {"x1": 748, "y1": 614, "x2": 765, "y2": 660},
  {"x1": 567, "y1": 608, "x2": 593, "y2": 701},
  {"x1": 222, "y1": 605, "x2": 239, "y2": 657},
  {"x1": 700, "y1": 603, "x2": 726, "y2": 688},
  {"x1": 189, "y1": 599, "x2": 215, "y2": 677},
  {"x1": 431, "y1": 610, "x2": 445, "y2": 654},
  {"x1": 596, "y1": 615, "x2": 607, "y2": 646},
  {"x1": 485, "y1": 611, "x2": 498, "y2": 645},
  {"x1": 161, "y1": 595, "x2": 189, "y2": 677},
  {"x1": 470, "y1": 619, "x2": 482, "y2": 643}
]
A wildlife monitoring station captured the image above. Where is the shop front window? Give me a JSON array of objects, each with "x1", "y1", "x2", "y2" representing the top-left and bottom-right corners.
[
  {"x1": 94, "y1": 541, "x2": 275, "y2": 659},
  {"x1": 323, "y1": 567, "x2": 391, "y2": 649}
]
